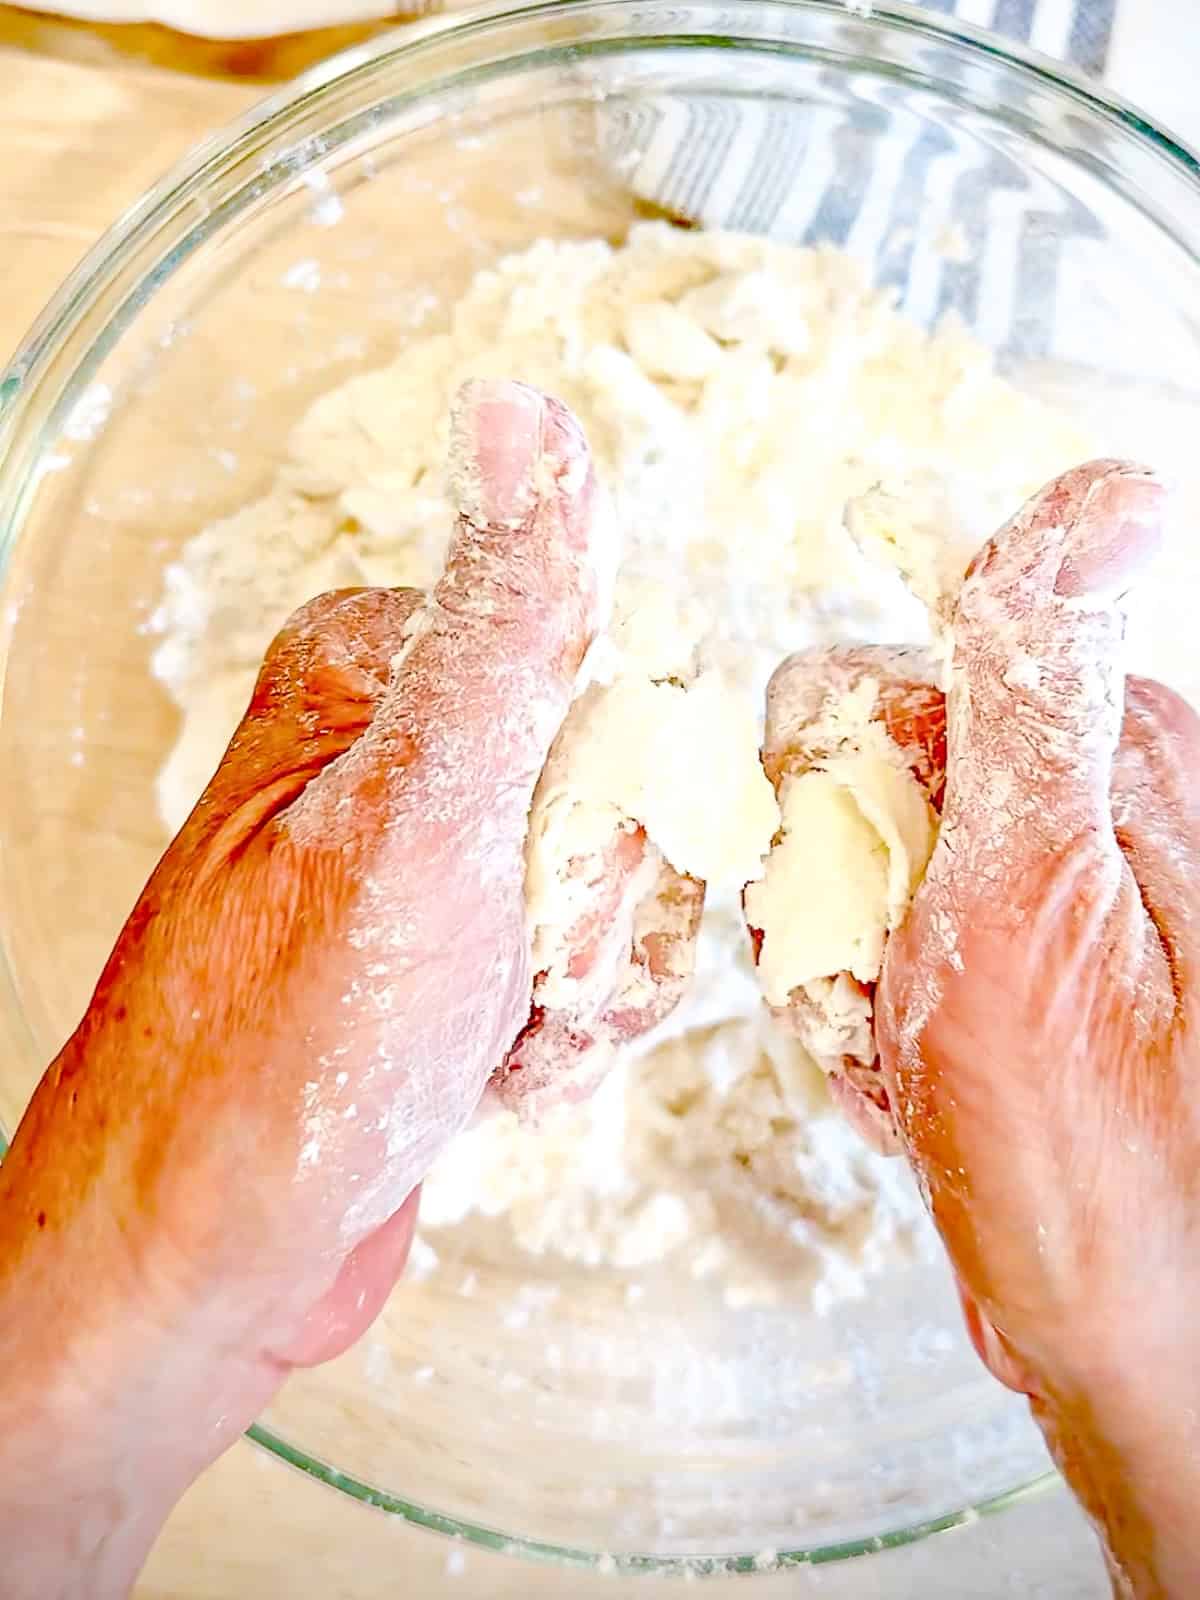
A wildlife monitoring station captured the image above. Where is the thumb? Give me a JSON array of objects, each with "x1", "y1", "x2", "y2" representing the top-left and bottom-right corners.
[
  {"x1": 284, "y1": 379, "x2": 613, "y2": 860},
  {"x1": 163, "y1": 586, "x2": 425, "y2": 880},
  {"x1": 878, "y1": 459, "x2": 1166, "y2": 1123},
  {"x1": 946, "y1": 459, "x2": 1163, "y2": 848},
  {"x1": 908, "y1": 460, "x2": 1163, "y2": 964}
]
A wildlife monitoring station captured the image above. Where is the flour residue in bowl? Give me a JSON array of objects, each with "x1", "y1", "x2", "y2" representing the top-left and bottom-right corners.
[{"x1": 151, "y1": 223, "x2": 1095, "y2": 1309}]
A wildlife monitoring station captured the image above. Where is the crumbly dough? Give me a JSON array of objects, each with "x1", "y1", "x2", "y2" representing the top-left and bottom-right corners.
[
  {"x1": 152, "y1": 223, "x2": 1093, "y2": 1308},
  {"x1": 420, "y1": 1009, "x2": 937, "y2": 1309},
  {"x1": 526, "y1": 578, "x2": 779, "y2": 1008},
  {"x1": 845, "y1": 473, "x2": 981, "y2": 652}
]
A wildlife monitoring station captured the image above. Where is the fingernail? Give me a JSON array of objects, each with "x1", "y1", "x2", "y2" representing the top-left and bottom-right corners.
[
  {"x1": 449, "y1": 379, "x2": 545, "y2": 529},
  {"x1": 1053, "y1": 462, "x2": 1166, "y2": 599}
]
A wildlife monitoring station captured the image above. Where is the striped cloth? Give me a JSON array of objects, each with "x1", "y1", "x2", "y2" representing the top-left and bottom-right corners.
[
  {"x1": 921, "y1": 0, "x2": 1116, "y2": 72},
  {"x1": 597, "y1": 0, "x2": 1137, "y2": 366}
]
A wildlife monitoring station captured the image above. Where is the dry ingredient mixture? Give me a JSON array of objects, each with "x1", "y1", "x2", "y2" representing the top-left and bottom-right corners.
[{"x1": 152, "y1": 222, "x2": 1095, "y2": 1309}]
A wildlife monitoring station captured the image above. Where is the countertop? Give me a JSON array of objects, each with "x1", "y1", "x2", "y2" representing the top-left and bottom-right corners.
[{"x1": 0, "y1": 4, "x2": 1184, "y2": 1594}]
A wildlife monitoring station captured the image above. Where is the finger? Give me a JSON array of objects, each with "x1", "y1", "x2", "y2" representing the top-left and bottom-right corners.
[
  {"x1": 271, "y1": 1188, "x2": 421, "y2": 1369},
  {"x1": 934, "y1": 460, "x2": 1165, "y2": 907},
  {"x1": 1112, "y1": 676, "x2": 1200, "y2": 990},
  {"x1": 283, "y1": 379, "x2": 614, "y2": 861},
  {"x1": 879, "y1": 461, "x2": 1168, "y2": 1102},
  {"x1": 497, "y1": 854, "x2": 704, "y2": 1120},
  {"x1": 955, "y1": 1278, "x2": 1036, "y2": 1397},
  {"x1": 826, "y1": 1060, "x2": 902, "y2": 1155},
  {"x1": 618, "y1": 862, "x2": 706, "y2": 1033},
  {"x1": 764, "y1": 644, "x2": 946, "y2": 800},
  {"x1": 249, "y1": 586, "x2": 422, "y2": 727},
  {"x1": 187, "y1": 587, "x2": 425, "y2": 849},
  {"x1": 527, "y1": 820, "x2": 655, "y2": 1012},
  {"x1": 747, "y1": 645, "x2": 944, "y2": 1153}
]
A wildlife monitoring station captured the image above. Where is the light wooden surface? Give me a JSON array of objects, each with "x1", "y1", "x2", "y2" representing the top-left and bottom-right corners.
[
  {"x1": 0, "y1": 43, "x2": 252, "y2": 365},
  {"x1": 0, "y1": 16, "x2": 1116, "y2": 1598}
]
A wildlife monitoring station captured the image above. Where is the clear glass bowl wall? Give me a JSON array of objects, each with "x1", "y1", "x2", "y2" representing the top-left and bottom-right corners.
[{"x1": 1, "y1": 0, "x2": 1198, "y2": 1579}]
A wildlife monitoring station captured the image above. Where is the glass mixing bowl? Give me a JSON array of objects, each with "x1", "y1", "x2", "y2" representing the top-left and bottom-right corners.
[{"x1": 2, "y1": 0, "x2": 1199, "y2": 1580}]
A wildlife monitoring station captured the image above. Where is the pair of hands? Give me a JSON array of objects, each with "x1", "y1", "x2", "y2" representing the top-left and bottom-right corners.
[{"x1": 0, "y1": 381, "x2": 1196, "y2": 1597}]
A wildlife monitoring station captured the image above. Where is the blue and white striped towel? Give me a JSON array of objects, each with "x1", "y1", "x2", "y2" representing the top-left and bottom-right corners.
[
  {"x1": 919, "y1": 0, "x2": 1116, "y2": 73},
  {"x1": 597, "y1": 0, "x2": 1192, "y2": 375}
]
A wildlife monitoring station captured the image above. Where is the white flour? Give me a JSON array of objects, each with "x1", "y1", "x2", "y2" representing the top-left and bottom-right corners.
[{"x1": 152, "y1": 223, "x2": 1099, "y2": 1309}]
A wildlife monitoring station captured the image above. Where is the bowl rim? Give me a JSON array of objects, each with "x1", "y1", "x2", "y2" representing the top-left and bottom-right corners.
[{"x1": 3, "y1": 0, "x2": 1197, "y2": 1572}]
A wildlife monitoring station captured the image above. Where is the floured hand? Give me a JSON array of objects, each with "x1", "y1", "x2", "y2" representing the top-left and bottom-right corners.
[
  {"x1": 762, "y1": 463, "x2": 1200, "y2": 1597},
  {"x1": 881, "y1": 462, "x2": 1200, "y2": 1597},
  {"x1": 0, "y1": 380, "x2": 657, "y2": 1600}
]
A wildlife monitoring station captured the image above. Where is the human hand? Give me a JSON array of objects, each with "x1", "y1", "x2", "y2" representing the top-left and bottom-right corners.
[
  {"x1": 0, "y1": 380, "x2": 684, "y2": 1598},
  {"x1": 763, "y1": 462, "x2": 1200, "y2": 1597}
]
